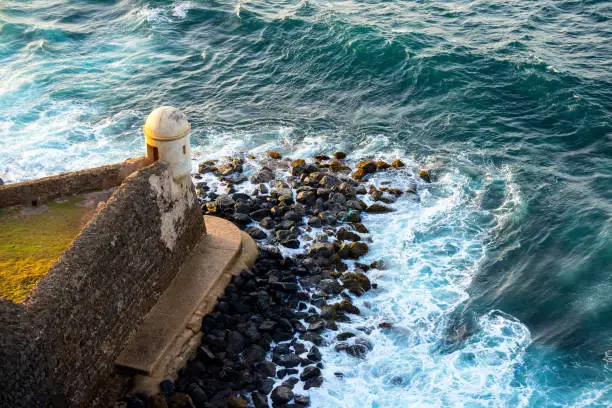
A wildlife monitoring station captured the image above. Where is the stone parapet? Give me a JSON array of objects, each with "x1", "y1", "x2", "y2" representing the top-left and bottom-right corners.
[{"x1": 0, "y1": 156, "x2": 150, "y2": 208}]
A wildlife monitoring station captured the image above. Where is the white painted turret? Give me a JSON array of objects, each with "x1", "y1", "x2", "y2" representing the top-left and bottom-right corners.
[{"x1": 143, "y1": 106, "x2": 192, "y2": 180}]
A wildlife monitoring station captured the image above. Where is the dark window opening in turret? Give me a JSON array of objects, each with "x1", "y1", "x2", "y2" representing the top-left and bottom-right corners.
[
  {"x1": 183, "y1": 145, "x2": 186, "y2": 155},
  {"x1": 147, "y1": 144, "x2": 159, "y2": 161}
]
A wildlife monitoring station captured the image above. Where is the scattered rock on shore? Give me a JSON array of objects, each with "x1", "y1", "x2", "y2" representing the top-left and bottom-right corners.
[{"x1": 117, "y1": 152, "x2": 434, "y2": 408}]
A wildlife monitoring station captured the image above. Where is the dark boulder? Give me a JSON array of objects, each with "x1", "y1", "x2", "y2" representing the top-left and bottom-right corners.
[
  {"x1": 336, "y1": 227, "x2": 360, "y2": 242},
  {"x1": 357, "y1": 160, "x2": 377, "y2": 174},
  {"x1": 271, "y1": 386, "x2": 294, "y2": 404},
  {"x1": 251, "y1": 391, "x2": 269, "y2": 408},
  {"x1": 226, "y1": 331, "x2": 245, "y2": 354},
  {"x1": 227, "y1": 395, "x2": 248, "y2": 408},
  {"x1": 341, "y1": 272, "x2": 371, "y2": 296},
  {"x1": 273, "y1": 353, "x2": 302, "y2": 368},
  {"x1": 306, "y1": 347, "x2": 322, "y2": 362},
  {"x1": 308, "y1": 243, "x2": 335, "y2": 259},
  {"x1": 260, "y1": 217, "x2": 275, "y2": 230},
  {"x1": 303, "y1": 376, "x2": 323, "y2": 390},
  {"x1": 300, "y1": 366, "x2": 321, "y2": 381},
  {"x1": 366, "y1": 203, "x2": 394, "y2": 213},
  {"x1": 247, "y1": 226, "x2": 267, "y2": 240},
  {"x1": 251, "y1": 169, "x2": 274, "y2": 183}
]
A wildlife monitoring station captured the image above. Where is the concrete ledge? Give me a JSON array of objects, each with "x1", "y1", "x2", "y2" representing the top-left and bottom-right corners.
[
  {"x1": 116, "y1": 216, "x2": 258, "y2": 393},
  {"x1": 0, "y1": 157, "x2": 150, "y2": 208}
]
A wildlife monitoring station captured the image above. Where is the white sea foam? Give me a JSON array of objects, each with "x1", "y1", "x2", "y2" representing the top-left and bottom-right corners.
[{"x1": 277, "y1": 151, "x2": 536, "y2": 407}]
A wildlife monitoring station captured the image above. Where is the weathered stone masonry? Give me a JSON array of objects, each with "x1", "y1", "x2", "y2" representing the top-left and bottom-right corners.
[{"x1": 0, "y1": 161, "x2": 204, "y2": 407}]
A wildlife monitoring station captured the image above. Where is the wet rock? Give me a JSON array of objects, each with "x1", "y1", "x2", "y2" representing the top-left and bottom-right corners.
[
  {"x1": 341, "y1": 272, "x2": 371, "y2": 296},
  {"x1": 300, "y1": 332, "x2": 324, "y2": 346},
  {"x1": 378, "y1": 322, "x2": 393, "y2": 328},
  {"x1": 227, "y1": 395, "x2": 248, "y2": 408},
  {"x1": 303, "y1": 376, "x2": 323, "y2": 390},
  {"x1": 357, "y1": 160, "x2": 377, "y2": 174},
  {"x1": 250, "y1": 208, "x2": 269, "y2": 221},
  {"x1": 281, "y1": 377, "x2": 300, "y2": 389},
  {"x1": 272, "y1": 281, "x2": 299, "y2": 292},
  {"x1": 187, "y1": 383, "x2": 208, "y2": 406},
  {"x1": 320, "y1": 175, "x2": 341, "y2": 188},
  {"x1": 345, "y1": 242, "x2": 369, "y2": 259},
  {"x1": 333, "y1": 151, "x2": 347, "y2": 160},
  {"x1": 346, "y1": 199, "x2": 366, "y2": 212},
  {"x1": 226, "y1": 331, "x2": 245, "y2": 354},
  {"x1": 268, "y1": 151, "x2": 282, "y2": 159},
  {"x1": 251, "y1": 169, "x2": 274, "y2": 183},
  {"x1": 258, "y1": 378, "x2": 275, "y2": 395},
  {"x1": 234, "y1": 201, "x2": 251, "y2": 214},
  {"x1": 271, "y1": 386, "x2": 294, "y2": 404},
  {"x1": 246, "y1": 226, "x2": 267, "y2": 240},
  {"x1": 366, "y1": 203, "x2": 394, "y2": 213},
  {"x1": 251, "y1": 391, "x2": 269, "y2": 408},
  {"x1": 277, "y1": 368, "x2": 299, "y2": 378},
  {"x1": 352, "y1": 168, "x2": 367, "y2": 180},
  {"x1": 336, "y1": 227, "x2": 360, "y2": 242},
  {"x1": 167, "y1": 393, "x2": 195, "y2": 408},
  {"x1": 314, "y1": 154, "x2": 330, "y2": 161},
  {"x1": 260, "y1": 217, "x2": 275, "y2": 230},
  {"x1": 338, "y1": 299, "x2": 360, "y2": 315},
  {"x1": 294, "y1": 394, "x2": 310, "y2": 406},
  {"x1": 293, "y1": 342, "x2": 307, "y2": 355},
  {"x1": 336, "y1": 332, "x2": 355, "y2": 341},
  {"x1": 308, "y1": 243, "x2": 336, "y2": 259},
  {"x1": 329, "y1": 160, "x2": 343, "y2": 172},
  {"x1": 369, "y1": 186, "x2": 383, "y2": 201},
  {"x1": 318, "y1": 212, "x2": 338, "y2": 226},
  {"x1": 216, "y1": 194, "x2": 235, "y2": 212},
  {"x1": 300, "y1": 366, "x2": 321, "y2": 381},
  {"x1": 376, "y1": 160, "x2": 391, "y2": 169},
  {"x1": 317, "y1": 279, "x2": 343, "y2": 295},
  {"x1": 291, "y1": 159, "x2": 306, "y2": 176},
  {"x1": 297, "y1": 190, "x2": 316, "y2": 205},
  {"x1": 307, "y1": 319, "x2": 326, "y2": 332},
  {"x1": 370, "y1": 259, "x2": 385, "y2": 269},
  {"x1": 306, "y1": 346, "x2": 322, "y2": 362},
  {"x1": 418, "y1": 169, "x2": 432, "y2": 182},
  {"x1": 346, "y1": 344, "x2": 368, "y2": 358},
  {"x1": 283, "y1": 210, "x2": 300, "y2": 222},
  {"x1": 245, "y1": 344, "x2": 267, "y2": 364},
  {"x1": 273, "y1": 353, "x2": 302, "y2": 368},
  {"x1": 160, "y1": 379, "x2": 175, "y2": 398},
  {"x1": 258, "y1": 361, "x2": 277, "y2": 377},
  {"x1": 307, "y1": 216, "x2": 322, "y2": 228},
  {"x1": 280, "y1": 238, "x2": 300, "y2": 249},
  {"x1": 353, "y1": 223, "x2": 369, "y2": 233},
  {"x1": 392, "y1": 159, "x2": 405, "y2": 168},
  {"x1": 232, "y1": 213, "x2": 251, "y2": 226},
  {"x1": 259, "y1": 319, "x2": 277, "y2": 331},
  {"x1": 198, "y1": 161, "x2": 217, "y2": 173},
  {"x1": 147, "y1": 394, "x2": 168, "y2": 408}
]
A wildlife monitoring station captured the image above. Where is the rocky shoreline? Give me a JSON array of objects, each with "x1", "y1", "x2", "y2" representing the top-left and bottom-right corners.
[{"x1": 120, "y1": 152, "x2": 432, "y2": 408}]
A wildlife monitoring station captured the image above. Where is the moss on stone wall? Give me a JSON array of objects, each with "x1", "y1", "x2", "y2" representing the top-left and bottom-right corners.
[{"x1": 0, "y1": 197, "x2": 95, "y2": 302}]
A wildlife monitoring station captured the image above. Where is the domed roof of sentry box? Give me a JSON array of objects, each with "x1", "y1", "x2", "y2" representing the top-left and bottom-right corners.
[{"x1": 143, "y1": 106, "x2": 191, "y2": 141}]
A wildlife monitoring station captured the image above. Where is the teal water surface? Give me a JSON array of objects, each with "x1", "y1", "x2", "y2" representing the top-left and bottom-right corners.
[{"x1": 0, "y1": 1, "x2": 611, "y2": 406}]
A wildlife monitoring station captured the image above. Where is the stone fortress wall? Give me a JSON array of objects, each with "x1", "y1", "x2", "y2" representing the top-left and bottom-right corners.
[
  {"x1": 0, "y1": 160, "x2": 204, "y2": 407},
  {"x1": 0, "y1": 107, "x2": 256, "y2": 407}
]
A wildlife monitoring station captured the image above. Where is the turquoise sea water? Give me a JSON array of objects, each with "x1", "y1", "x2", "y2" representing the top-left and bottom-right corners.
[{"x1": 1, "y1": 1, "x2": 610, "y2": 406}]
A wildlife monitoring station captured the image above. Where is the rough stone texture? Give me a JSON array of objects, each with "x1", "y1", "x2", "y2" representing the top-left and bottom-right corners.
[
  {"x1": 0, "y1": 161, "x2": 204, "y2": 407},
  {"x1": 0, "y1": 156, "x2": 150, "y2": 208}
]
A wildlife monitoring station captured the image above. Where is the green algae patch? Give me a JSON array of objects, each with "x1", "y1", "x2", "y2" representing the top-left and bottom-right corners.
[{"x1": 0, "y1": 197, "x2": 97, "y2": 302}]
